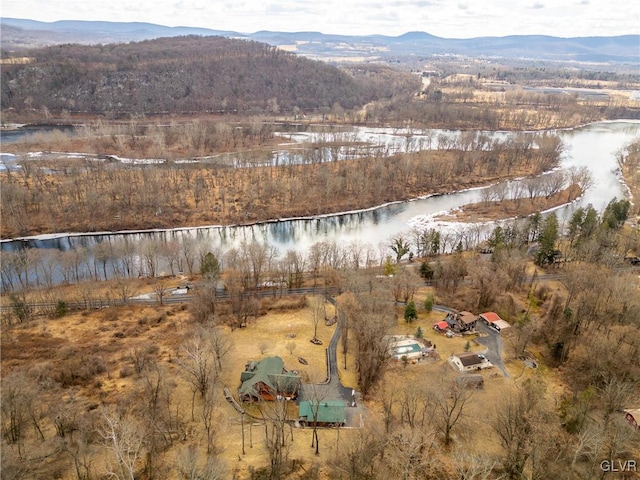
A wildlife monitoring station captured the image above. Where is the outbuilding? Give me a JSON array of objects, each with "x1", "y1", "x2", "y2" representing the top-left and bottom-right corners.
[
  {"x1": 434, "y1": 321, "x2": 449, "y2": 332},
  {"x1": 624, "y1": 409, "x2": 640, "y2": 430},
  {"x1": 479, "y1": 312, "x2": 511, "y2": 332},
  {"x1": 298, "y1": 400, "x2": 346, "y2": 427},
  {"x1": 456, "y1": 374, "x2": 484, "y2": 389}
]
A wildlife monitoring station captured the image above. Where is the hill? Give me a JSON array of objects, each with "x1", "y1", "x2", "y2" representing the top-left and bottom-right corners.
[
  {"x1": 2, "y1": 17, "x2": 639, "y2": 65},
  {"x1": 0, "y1": 35, "x2": 417, "y2": 116}
]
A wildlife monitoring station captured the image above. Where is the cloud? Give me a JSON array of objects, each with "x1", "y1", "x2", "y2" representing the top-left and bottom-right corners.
[
  {"x1": 458, "y1": 3, "x2": 468, "y2": 9},
  {"x1": 389, "y1": 0, "x2": 438, "y2": 6},
  {"x1": 530, "y1": 2, "x2": 545, "y2": 8}
]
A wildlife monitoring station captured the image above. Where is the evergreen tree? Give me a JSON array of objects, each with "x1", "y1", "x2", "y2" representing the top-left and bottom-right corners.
[
  {"x1": 200, "y1": 252, "x2": 221, "y2": 279},
  {"x1": 420, "y1": 261, "x2": 434, "y2": 282},
  {"x1": 487, "y1": 225, "x2": 505, "y2": 250},
  {"x1": 535, "y1": 213, "x2": 559, "y2": 266},
  {"x1": 404, "y1": 301, "x2": 418, "y2": 323},
  {"x1": 390, "y1": 237, "x2": 411, "y2": 263},
  {"x1": 602, "y1": 197, "x2": 630, "y2": 230},
  {"x1": 424, "y1": 293, "x2": 434, "y2": 313}
]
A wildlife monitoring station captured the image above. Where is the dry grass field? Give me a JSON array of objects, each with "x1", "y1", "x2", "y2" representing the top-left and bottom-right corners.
[{"x1": 0, "y1": 290, "x2": 369, "y2": 478}]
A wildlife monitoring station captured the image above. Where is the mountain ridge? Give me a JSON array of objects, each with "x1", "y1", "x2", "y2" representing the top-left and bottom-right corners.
[{"x1": 2, "y1": 17, "x2": 638, "y2": 65}]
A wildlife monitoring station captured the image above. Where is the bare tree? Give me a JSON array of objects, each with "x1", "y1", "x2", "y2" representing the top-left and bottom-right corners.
[
  {"x1": 111, "y1": 278, "x2": 136, "y2": 304},
  {"x1": 98, "y1": 409, "x2": 145, "y2": 480},
  {"x1": 429, "y1": 374, "x2": 474, "y2": 446},
  {"x1": 452, "y1": 451, "x2": 497, "y2": 480},
  {"x1": 308, "y1": 295, "x2": 326, "y2": 342},
  {"x1": 152, "y1": 278, "x2": 171, "y2": 306},
  {"x1": 492, "y1": 378, "x2": 548, "y2": 479},
  {"x1": 176, "y1": 327, "x2": 217, "y2": 420},
  {"x1": 256, "y1": 386, "x2": 293, "y2": 478},
  {"x1": 1, "y1": 372, "x2": 29, "y2": 453},
  {"x1": 390, "y1": 268, "x2": 421, "y2": 303},
  {"x1": 329, "y1": 420, "x2": 386, "y2": 480},
  {"x1": 304, "y1": 374, "x2": 332, "y2": 456},
  {"x1": 175, "y1": 444, "x2": 226, "y2": 480}
]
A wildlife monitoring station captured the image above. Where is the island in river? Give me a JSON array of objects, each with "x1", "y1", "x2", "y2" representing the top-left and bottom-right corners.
[{"x1": 1, "y1": 125, "x2": 565, "y2": 239}]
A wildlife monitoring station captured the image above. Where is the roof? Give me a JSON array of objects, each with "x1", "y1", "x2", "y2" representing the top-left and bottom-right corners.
[
  {"x1": 299, "y1": 400, "x2": 346, "y2": 424},
  {"x1": 479, "y1": 312, "x2": 502, "y2": 323},
  {"x1": 434, "y1": 321, "x2": 449, "y2": 330},
  {"x1": 239, "y1": 356, "x2": 300, "y2": 398},
  {"x1": 454, "y1": 352, "x2": 483, "y2": 367},
  {"x1": 459, "y1": 311, "x2": 477, "y2": 324},
  {"x1": 492, "y1": 319, "x2": 511, "y2": 330}
]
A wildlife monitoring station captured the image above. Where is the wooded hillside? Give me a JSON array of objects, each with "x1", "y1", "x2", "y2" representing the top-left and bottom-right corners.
[{"x1": 0, "y1": 36, "x2": 419, "y2": 116}]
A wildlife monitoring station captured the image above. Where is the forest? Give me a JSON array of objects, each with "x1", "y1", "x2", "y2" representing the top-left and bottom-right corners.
[{"x1": 0, "y1": 36, "x2": 419, "y2": 117}]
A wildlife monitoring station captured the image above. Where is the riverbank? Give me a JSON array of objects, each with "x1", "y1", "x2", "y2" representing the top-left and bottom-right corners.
[
  {"x1": 619, "y1": 139, "x2": 640, "y2": 218},
  {"x1": 434, "y1": 185, "x2": 583, "y2": 223}
]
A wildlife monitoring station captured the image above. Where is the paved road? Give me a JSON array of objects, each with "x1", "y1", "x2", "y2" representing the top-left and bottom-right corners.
[{"x1": 475, "y1": 321, "x2": 509, "y2": 378}]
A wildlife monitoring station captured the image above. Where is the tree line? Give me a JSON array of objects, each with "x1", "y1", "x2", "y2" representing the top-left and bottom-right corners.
[{"x1": 1, "y1": 130, "x2": 564, "y2": 238}]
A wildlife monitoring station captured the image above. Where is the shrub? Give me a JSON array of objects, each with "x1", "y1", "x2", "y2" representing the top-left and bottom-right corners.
[
  {"x1": 55, "y1": 300, "x2": 68, "y2": 318},
  {"x1": 424, "y1": 294, "x2": 434, "y2": 313}
]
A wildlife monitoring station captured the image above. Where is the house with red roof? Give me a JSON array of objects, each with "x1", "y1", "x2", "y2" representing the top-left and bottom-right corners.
[{"x1": 479, "y1": 312, "x2": 511, "y2": 332}]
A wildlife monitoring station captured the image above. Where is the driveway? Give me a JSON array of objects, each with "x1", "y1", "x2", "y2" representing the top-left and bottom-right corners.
[
  {"x1": 475, "y1": 321, "x2": 509, "y2": 378},
  {"x1": 297, "y1": 296, "x2": 364, "y2": 427}
]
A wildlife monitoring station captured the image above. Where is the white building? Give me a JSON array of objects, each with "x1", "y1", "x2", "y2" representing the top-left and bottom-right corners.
[{"x1": 449, "y1": 352, "x2": 492, "y2": 372}]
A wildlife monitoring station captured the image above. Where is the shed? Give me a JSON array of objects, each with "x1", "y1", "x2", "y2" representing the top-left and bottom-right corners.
[
  {"x1": 479, "y1": 312, "x2": 511, "y2": 331},
  {"x1": 239, "y1": 356, "x2": 301, "y2": 402},
  {"x1": 624, "y1": 409, "x2": 640, "y2": 430},
  {"x1": 434, "y1": 321, "x2": 449, "y2": 332},
  {"x1": 299, "y1": 400, "x2": 346, "y2": 427},
  {"x1": 456, "y1": 374, "x2": 484, "y2": 389}
]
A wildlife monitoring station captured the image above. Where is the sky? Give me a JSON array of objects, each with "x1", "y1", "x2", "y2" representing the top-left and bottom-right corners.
[{"x1": 2, "y1": 0, "x2": 639, "y2": 38}]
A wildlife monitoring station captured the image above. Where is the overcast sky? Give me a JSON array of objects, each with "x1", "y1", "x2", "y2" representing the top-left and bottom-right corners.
[{"x1": 2, "y1": 0, "x2": 639, "y2": 38}]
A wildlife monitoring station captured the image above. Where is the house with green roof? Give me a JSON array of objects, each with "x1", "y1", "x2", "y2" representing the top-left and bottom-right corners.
[
  {"x1": 298, "y1": 400, "x2": 346, "y2": 427},
  {"x1": 238, "y1": 356, "x2": 301, "y2": 402}
]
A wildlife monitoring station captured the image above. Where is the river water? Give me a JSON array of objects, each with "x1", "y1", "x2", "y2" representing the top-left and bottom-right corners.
[{"x1": 1, "y1": 121, "x2": 639, "y2": 285}]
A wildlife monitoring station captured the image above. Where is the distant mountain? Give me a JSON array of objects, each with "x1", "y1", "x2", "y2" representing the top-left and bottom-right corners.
[{"x1": 1, "y1": 17, "x2": 638, "y2": 65}]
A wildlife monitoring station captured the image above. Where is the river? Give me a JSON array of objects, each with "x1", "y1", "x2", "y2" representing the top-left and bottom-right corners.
[{"x1": 1, "y1": 120, "x2": 638, "y2": 287}]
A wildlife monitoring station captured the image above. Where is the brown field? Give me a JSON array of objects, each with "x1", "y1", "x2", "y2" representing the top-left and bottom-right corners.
[{"x1": 0, "y1": 291, "x2": 368, "y2": 479}]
